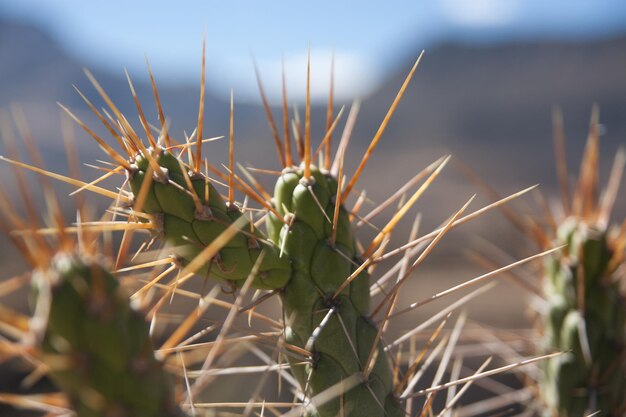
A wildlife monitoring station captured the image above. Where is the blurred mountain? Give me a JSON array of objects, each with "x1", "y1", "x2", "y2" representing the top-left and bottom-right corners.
[{"x1": 360, "y1": 37, "x2": 626, "y2": 185}]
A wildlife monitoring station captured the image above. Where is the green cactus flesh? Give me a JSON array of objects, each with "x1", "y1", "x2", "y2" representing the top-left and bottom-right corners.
[
  {"x1": 127, "y1": 150, "x2": 291, "y2": 290},
  {"x1": 267, "y1": 165, "x2": 403, "y2": 417},
  {"x1": 32, "y1": 254, "x2": 183, "y2": 417},
  {"x1": 541, "y1": 219, "x2": 626, "y2": 417}
]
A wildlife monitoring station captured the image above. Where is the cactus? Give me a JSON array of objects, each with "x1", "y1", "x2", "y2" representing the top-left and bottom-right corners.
[
  {"x1": 127, "y1": 149, "x2": 402, "y2": 415},
  {"x1": 98, "y1": 52, "x2": 415, "y2": 416},
  {"x1": 0, "y1": 49, "x2": 557, "y2": 417},
  {"x1": 536, "y1": 109, "x2": 626, "y2": 417}
]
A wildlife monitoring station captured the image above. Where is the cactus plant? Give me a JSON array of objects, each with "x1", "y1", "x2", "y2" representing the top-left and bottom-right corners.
[
  {"x1": 93, "y1": 52, "x2": 419, "y2": 416},
  {"x1": 127, "y1": 149, "x2": 292, "y2": 291},
  {"x1": 473, "y1": 107, "x2": 626, "y2": 417},
  {"x1": 271, "y1": 164, "x2": 405, "y2": 417},
  {"x1": 0, "y1": 49, "x2": 558, "y2": 417},
  {"x1": 536, "y1": 108, "x2": 626, "y2": 417}
]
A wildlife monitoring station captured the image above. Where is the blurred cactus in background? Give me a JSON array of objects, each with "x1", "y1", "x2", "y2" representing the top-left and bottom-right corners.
[
  {"x1": 0, "y1": 133, "x2": 182, "y2": 417},
  {"x1": 538, "y1": 108, "x2": 626, "y2": 417},
  {"x1": 32, "y1": 254, "x2": 184, "y2": 417}
]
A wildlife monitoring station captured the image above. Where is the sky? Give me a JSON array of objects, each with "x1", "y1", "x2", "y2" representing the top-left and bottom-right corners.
[{"x1": 2, "y1": 0, "x2": 626, "y2": 102}]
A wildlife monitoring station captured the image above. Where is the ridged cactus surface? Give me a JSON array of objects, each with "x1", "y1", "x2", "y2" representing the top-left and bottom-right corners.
[{"x1": 32, "y1": 254, "x2": 183, "y2": 417}]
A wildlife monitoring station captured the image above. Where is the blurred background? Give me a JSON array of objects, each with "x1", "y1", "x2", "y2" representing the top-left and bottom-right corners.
[{"x1": 1, "y1": 0, "x2": 626, "y2": 414}]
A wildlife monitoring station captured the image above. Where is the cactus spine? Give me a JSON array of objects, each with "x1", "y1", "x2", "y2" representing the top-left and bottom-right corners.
[{"x1": 538, "y1": 110, "x2": 626, "y2": 417}]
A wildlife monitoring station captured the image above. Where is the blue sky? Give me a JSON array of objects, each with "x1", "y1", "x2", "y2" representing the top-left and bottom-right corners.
[{"x1": 2, "y1": 0, "x2": 626, "y2": 102}]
